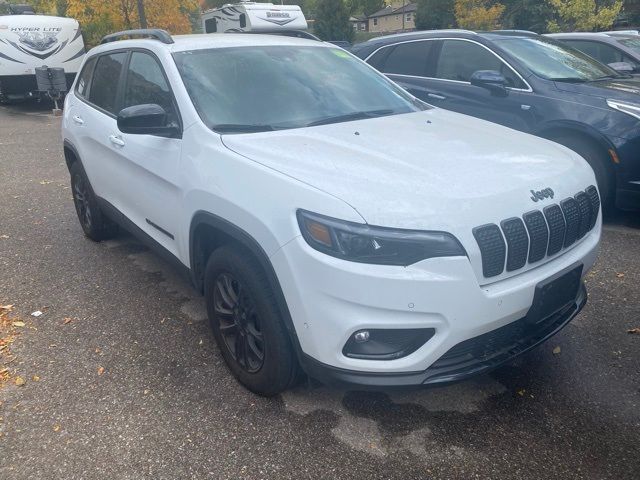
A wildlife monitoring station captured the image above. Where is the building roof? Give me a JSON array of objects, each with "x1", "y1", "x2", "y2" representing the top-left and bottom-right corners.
[{"x1": 368, "y1": 3, "x2": 416, "y2": 18}]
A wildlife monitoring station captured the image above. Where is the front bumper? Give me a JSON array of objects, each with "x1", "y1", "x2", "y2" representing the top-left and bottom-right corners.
[
  {"x1": 271, "y1": 222, "x2": 599, "y2": 387},
  {"x1": 301, "y1": 283, "x2": 586, "y2": 387}
]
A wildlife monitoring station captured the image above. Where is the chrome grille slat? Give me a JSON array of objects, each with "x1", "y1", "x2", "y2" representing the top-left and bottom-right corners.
[
  {"x1": 501, "y1": 217, "x2": 529, "y2": 271},
  {"x1": 523, "y1": 210, "x2": 548, "y2": 264}
]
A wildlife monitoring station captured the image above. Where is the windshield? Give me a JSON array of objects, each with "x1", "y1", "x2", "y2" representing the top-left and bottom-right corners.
[
  {"x1": 173, "y1": 46, "x2": 423, "y2": 133},
  {"x1": 493, "y1": 36, "x2": 619, "y2": 82},
  {"x1": 618, "y1": 37, "x2": 640, "y2": 54}
]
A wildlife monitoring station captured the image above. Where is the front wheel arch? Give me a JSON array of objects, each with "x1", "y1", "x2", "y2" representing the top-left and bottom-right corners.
[{"x1": 188, "y1": 211, "x2": 303, "y2": 362}]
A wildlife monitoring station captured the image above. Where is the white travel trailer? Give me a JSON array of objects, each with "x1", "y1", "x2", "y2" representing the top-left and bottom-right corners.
[
  {"x1": 202, "y1": 2, "x2": 307, "y2": 34},
  {"x1": 0, "y1": 13, "x2": 85, "y2": 101}
]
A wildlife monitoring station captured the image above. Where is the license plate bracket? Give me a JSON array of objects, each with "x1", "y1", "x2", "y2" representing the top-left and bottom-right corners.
[{"x1": 527, "y1": 263, "x2": 583, "y2": 323}]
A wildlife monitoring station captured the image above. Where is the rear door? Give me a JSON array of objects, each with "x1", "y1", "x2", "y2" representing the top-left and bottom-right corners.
[
  {"x1": 367, "y1": 39, "x2": 441, "y2": 102},
  {"x1": 72, "y1": 50, "x2": 129, "y2": 206}
]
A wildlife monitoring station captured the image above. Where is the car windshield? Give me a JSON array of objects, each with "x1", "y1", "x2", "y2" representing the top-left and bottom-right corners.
[
  {"x1": 618, "y1": 37, "x2": 640, "y2": 54},
  {"x1": 173, "y1": 45, "x2": 423, "y2": 133},
  {"x1": 492, "y1": 36, "x2": 619, "y2": 82}
]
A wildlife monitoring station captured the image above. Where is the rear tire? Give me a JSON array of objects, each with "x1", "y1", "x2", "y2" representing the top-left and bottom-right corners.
[
  {"x1": 552, "y1": 135, "x2": 615, "y2": 210},
  {"x1": 204, "y1": 245, "x2": 299, "y2": 396},
  {"x1": 69, "y1": 162, "x2": 119, "y2": 241}
]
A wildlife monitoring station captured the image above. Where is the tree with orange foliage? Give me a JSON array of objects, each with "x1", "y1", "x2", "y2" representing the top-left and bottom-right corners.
[
  {"x1": 65, "y1": 0, "x2": 199, "y2": 46},
  {"x1": 454, "y1": 0, "x2": 505, "y2": 30}
]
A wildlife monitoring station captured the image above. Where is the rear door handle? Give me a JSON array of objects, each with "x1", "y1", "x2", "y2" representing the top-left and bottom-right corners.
[
  {"x1": 427, "y1": 93, "x2": 447, "y2": 100},
  {"x1": 108, "y1": 135, "x2": 125, "y2": 147},
  {"x1": 72, "y1": 115, "x2": 84, "y2": 125}
]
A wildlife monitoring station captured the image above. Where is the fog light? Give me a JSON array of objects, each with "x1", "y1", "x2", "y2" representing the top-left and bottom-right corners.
[
  {"x1": 354, "y1": 330, "x2": 370, "y2": 343},
  {"x1": 342, "y1": 328, "x2": 436, "y2": 360}
]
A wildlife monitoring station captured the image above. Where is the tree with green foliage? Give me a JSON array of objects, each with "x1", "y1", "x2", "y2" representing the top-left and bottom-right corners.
[
  {"x1": 547, "y1": 0, "x2": 623, "y2": 32},
  {"x1": 314, "y1": 0, "x2": 354, "y2": 42},
  {"x1": 415, "y1": 0, "x2": 456, "y2": 30},
  {"x1": 501, "y1": 0, "x2": 554, "y2": 32},
  {"x1": 355, "y1": 0, "x2": 385, "y2": 16}
]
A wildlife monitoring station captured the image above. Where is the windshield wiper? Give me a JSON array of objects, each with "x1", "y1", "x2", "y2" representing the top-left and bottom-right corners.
[
  {"x1": 549, "y1": 77, "x2": 587, "y2": 83},
  {"x1": 211, "y1": 123, "x2": 276, "y2": 133},
  {"x1": 306, "y1": 109, "x2": 396, "y2": 127}
]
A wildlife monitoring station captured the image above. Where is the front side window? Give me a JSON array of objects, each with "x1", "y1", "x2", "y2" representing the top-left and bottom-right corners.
[
  {"x1": 493, "y1": 36, "x2": 618, "y2": 82},
  {"x1": 563, "y1": 39, "x2": 637, "y2": 68},
  {"x1": 88, "y1": 52, "x2": 127, "y2": 114},
  {"x1": 435, "y1": 40, "x2": 526, "y2": 88},
  {"x1": 618, "y1": 37, "x2": 640, "y2": 54},
  {"x1": 379, "y1": 41, "x2": 434, "y2": 77},
  {"x1": 122, "y1": 52, "x2": 177, "y2": 123},
  {"x1": 173, "y1": 46, "x2": 424, "y2": 133},
  {"x1": 75, "y1": 56, "x2": 97, "y2": 99}
]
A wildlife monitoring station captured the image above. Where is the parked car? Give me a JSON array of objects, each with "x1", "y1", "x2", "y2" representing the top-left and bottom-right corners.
[
  {"x1": 547, "y1": 32, "x2": 640, "y2": 75},
  {"x1": 352, "y1": 30, "x2": 640, "y2": 211},
  {"x1": 62, "y1": 29, "x2": 601, "y2": 395}
]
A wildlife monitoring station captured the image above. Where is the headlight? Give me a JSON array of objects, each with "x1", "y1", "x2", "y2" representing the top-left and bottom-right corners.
[
  {"x1": 607, "y1": 99, "x2": 640, "y2": 120},
  {"x1": 297, "y1": 210, "x2": 466, "y2": 266}
]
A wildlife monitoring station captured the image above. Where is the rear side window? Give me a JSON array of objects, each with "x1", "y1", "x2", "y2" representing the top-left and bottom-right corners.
[
  {"x1": 435, "y1": 40, "x2": 526, "y2": 89},
  {"x1": 377, "y1": 41, "x2": 434, "y2": 77},
  {"x1": 75, "y1": 56, "x2": 96, "y2": 98},
  {"x1": 88, "y1": 52, "x2": 127, "y2": 115},
  {"x1": 122, "y1": 52, "x2": 177, "y2": 123}
]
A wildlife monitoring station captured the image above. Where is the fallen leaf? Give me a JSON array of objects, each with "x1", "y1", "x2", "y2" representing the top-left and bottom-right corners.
[
  {"x1": 11, "y1": 321, "x2": 25, "y2": 328},
  {"x1": 0, "y1": 235, "x2": 9, "y2": 239},
  {"x1": 39, "y1": 180, "x2": 52, "y2": 185},
  {"x1": 616, "y1": 272, "x2": 625, "y2": 278},
  {"x1": 97, "y1": 366, "x2": 105, "y2": 376},
  {"x1": 53, "y1": 425, "x2": 61, "y2": 432},
  {"x1": 627, "y1": 328, "x2": 640, "y2": 335},
  {"x1": 62, "y1": 317, "x2": 73, "y2": 325},
  {"x1": 0, "y1": 304, "x2": 13, "y2": 311},
  {"x1": 552, "y1": 346, "x2": 561, "y2": 355},
  {"x1": 32, "y1": 375, "x2": 40, "y2": 382},
  {"x1": 14, "y1": 377, "x2": 25, "y2": 386},
  {"x1": 31, "y1": 311, "x2": 43, "y2": 317},
  {"x1": 517, "y1": 389, "x2": 526, "y2": 396},
  {"x1": 0, "y1": 368, "x2": 8, "y2": 375},
  {"x1": 95, "y1": 348, "x2": 101, "y2": 354}
]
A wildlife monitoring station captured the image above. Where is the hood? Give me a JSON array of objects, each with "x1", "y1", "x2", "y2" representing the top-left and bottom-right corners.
[
  {"x1": 554, "y1": 75, "x2": 640, "y2": 102},
  {"x1": 222, "y1": 109, "x2": 598, "y2": 283},
  {"x1": 222, "y1": 109, "x2": 595, "y2": 230}
]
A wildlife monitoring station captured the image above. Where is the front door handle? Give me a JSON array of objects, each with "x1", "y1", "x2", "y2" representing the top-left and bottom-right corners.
[
  {"x1": 108, "y1": 135, "x2": 125, "y2": 147},
  {"x1": 427, "y1": 93, "x2": 447, "y2": 100},
  {"x1": 72, "y1": 115, "x2": 84, "y2": 125}
]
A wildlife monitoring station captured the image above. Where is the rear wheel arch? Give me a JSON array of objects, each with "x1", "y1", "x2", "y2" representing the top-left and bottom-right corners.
[
  {"x1": 188, "y1": 211, "x2": 303, "y2": 357},
  {"x1": 63, "y1": 140, "x2": 81, "y2": 171}
]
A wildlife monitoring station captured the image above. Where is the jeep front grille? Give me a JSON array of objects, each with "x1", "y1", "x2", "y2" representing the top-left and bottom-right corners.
[{"x1": 473, "y1": 186, "x2": 600, "y2": 278}]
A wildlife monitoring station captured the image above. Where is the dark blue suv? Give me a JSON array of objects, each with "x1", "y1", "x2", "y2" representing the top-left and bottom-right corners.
[{"x1": 352, "y1": 30, "x2": 640, "y2": 210}]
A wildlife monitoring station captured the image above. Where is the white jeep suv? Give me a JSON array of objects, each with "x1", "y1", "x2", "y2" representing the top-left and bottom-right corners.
[{"x1": 62, "y1": 29, "x2": 601, "y2": 395}]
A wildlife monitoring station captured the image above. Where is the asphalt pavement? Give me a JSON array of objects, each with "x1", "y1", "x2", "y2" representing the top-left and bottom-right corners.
[{"x1": 1, "y1": 102, "x2": 639, "y2": 479}]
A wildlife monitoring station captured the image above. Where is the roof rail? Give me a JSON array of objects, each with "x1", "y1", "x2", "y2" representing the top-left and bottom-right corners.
[
  {"x1": 366, "y1": 29, "x2": 477, "y2": 42},
  {"x1": 490, "y1": 29, "x2": 538, "y2": 35},
  {"x1": 237, "y1": 30, "x2": 320, "y2": 41},
  {"x1": 100, "y1": 29, "x2": 174, "y2": 45}
]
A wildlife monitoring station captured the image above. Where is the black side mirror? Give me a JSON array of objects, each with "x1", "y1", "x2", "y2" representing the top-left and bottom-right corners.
[
  {"x1": 470, "y1": 70, "x2": 508, "y2": 97},
  {"x1": 117, "y1": 104, "x2": 180, "y2": 137}
]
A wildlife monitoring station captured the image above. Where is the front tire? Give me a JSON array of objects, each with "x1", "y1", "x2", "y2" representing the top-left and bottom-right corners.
[
  {"x1": 69, "y1": 162, "x2": 118, "y2": 241},
  {"x1": 204, "y1": 245, "x2": 299, "y2": 396}
]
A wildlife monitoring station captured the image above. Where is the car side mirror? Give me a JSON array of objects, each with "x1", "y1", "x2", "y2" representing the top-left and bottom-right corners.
[
  {"x1": 117, "y1": 104, "x2": 180, "y2": 137},
  {"x1": 470, "y1": 70, "x2": 508, "y2": 97},
  {"x1": 607, "y1": 61, "x2": 634, "y2": 74}
]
